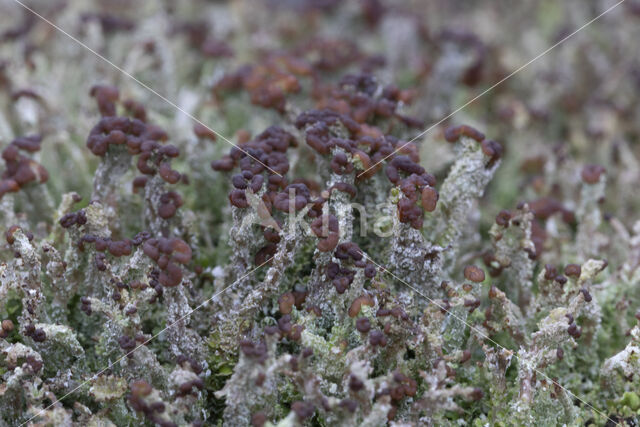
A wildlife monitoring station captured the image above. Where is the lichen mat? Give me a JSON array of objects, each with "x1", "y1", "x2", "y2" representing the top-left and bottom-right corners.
[{"x1": 1, "y1": 0, "x2": 639, "y2": 426}]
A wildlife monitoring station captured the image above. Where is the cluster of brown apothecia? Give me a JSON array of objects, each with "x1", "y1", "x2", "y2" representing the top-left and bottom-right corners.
[
  {"x1": 44, "y1": 86, "x2": 199, "y2": 355},
  {"x1": 213, "y1": 74, "x2": 448, "y2": 255},
  {"x1": 88, "y1": 86, "x2": 183, "y2": 196},
  {"x1": 200, "y1": 19, "x2": 512, "y2": 424},
  {"x1": 0, "y1": 135, "x2": 48, "y2": 199}
]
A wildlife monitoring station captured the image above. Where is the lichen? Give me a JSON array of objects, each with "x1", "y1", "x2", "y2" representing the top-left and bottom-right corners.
[{"x1": 2, "y1": 1, "x2": 640, "y2": 426}]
